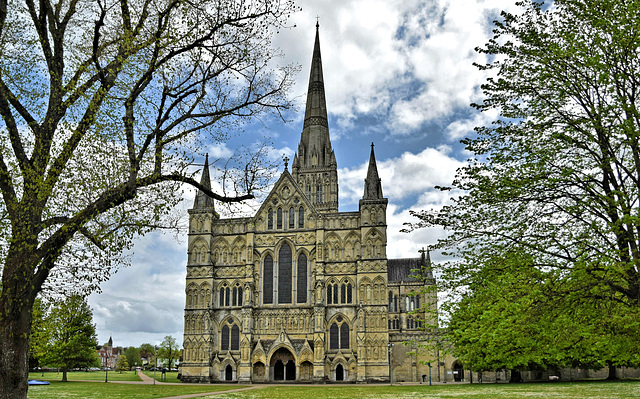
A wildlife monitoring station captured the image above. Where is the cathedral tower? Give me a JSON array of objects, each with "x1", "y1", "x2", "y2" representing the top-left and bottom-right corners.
[{"x1": 292, "y1": 23, "x2": 339, "y2": 213}]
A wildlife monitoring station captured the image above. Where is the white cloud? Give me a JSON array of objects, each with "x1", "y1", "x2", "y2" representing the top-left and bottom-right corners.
[
  {"x1": 207, "y1": 143, "x2": 234, "y2": 160},
  {"x1": 339, "y1": 145, "x2": 464, "y2": 206},
  {"x1": 274, "y1": 0, "x2": 519, "y2": 136}
]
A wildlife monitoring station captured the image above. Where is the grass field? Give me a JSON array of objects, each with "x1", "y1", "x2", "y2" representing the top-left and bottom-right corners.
[
  {"x1": 219, "y1": 381, "x2": 640, "y2": 399},
  {"x1": 26, "y1": 381, "x2": 246, "y2": 399},
  {"x1": 28, "y1": 370, "x2": 142, "y2": 382},
  {"x1": 25, "y1": 380, "x2": 640, "y2": 399},
  {"x1": 142, "y1": 370, "x2": 181, "y2": 383}
]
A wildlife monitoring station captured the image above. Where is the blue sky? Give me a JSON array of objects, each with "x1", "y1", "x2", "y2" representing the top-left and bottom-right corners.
[{"x1": 89, "y1": 0, "x2": 520, "y2": 348}]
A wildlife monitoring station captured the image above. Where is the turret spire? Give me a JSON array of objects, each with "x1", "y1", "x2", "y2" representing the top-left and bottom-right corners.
[
  {"x1": 363, "y1": 143, "x2": 383, "y2": 200},
  {"x1": 193, "y1": 154, "x2": 216, "y2": 210}
]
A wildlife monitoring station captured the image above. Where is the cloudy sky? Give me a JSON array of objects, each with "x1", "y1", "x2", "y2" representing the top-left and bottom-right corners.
[{"x1": 89, "y1": 0, "x2": 519, "y2": 348}]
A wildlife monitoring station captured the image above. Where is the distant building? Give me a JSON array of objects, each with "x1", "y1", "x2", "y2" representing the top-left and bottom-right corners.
[
  {"x1": 180, "y1": 24, "x2": 445, "y2": 384},
  {"x1": 96, "y1": 336, "x2": 120, "y2": 369}
]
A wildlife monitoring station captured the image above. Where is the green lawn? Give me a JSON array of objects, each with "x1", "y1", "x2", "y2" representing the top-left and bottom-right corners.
[
  {"x1": 25, "y1": 380, "x2": 640, "y2": 399},
  {"x1": 217, "y1": 381, "x2": 640, "y2": 399},
  {"x1": 28, "y1": 370, "x2": 141, "y2": 382},
  {"x1": 142, "y1": 370, "x2": 181, "y2": 383},
  {"x1": 27, "y1": 381, "x2": 247, "y2": 399}
]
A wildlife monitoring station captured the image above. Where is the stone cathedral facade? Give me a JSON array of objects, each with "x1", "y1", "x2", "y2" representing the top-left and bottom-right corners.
[{"x1": 180, "y1": 25, "x2": 437, "y2": 383}]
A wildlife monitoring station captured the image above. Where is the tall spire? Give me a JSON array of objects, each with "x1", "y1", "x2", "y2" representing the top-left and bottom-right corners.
[
  {"x1": 292, "y1": 23, "x2": 339, "y2": 213},
  {"x1": 298, "y1": 22, "x2": 333, "y2": 168},
  {"x1": 193, "y1": 154, "x2": 216, "y2": 210},
  {"x1": 363, "y1": 143, "x2": 384, "y2": 200}
]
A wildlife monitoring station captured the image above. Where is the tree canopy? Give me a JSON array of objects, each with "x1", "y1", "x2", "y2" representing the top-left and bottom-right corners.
[
  {"x1": 30, "y1": 296, "x2": 100, "y2": 382},
  {"x1": 0, "y1": 0, "x2": 298, "y2": 397},
  {"x1": 408, "y1": 0, "x2": 640, "y2": 372},
  {"x1": 158, "y1": 335, "x2": 180, "y2": 369}
]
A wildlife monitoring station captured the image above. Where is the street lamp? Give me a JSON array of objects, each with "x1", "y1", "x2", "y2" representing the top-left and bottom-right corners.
[
  {"x1": 387, "y1": 343, "x2": 394, "y2": 385},
  {"x1": 104, "y1": 352, "x2": 109, "y2": 383},
  {"x1": 154, "y1": 345, "x2": 159, "y2": 385}
]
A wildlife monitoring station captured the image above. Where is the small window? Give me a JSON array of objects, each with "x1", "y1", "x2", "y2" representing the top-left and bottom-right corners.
[
  {"x1": 333, "y1": 284, "x2": 339, "y2": 304},
  {"x1": 316, "y1": 184, "x2": 323, "y2": 203},
  {"x1": 238, "y1": 286, "x2": 243, "y2": 306},
  {"x1": 341, "y1": 284, "x2": 346, "y2": 304},
  {"x1": 289, "y1": 207, "x2": 295, "y2": 229},
  {"x1": 263, "y1": 255, "x2": 273, "y2": 304},
  {"x1": 225, "y1": 287, "x2": 230, "y2": 307},
  {"x1": 297, "y1": 253, "x2": 307, "y2": 303},
  {"x1": 277, "y1": 208, "x2": 283, "y2": 229},
  {"x1": 346, "y1": 283, "x2": 352, "y2": 303},
  {"x1": 232, "y1": 287, "x2": 237, "y2": 306},
  {"x1": 219, "y1": 287, "x2": 225, "y2": 307},
  {"x1": 299, "y1": 207, "x2": 305, "y2": 228},
  {"x1": 268, "y1": 208, "x2": 273, "y2": 230},
  {"x1": 327, "y1": 285, "x2": 333, "y2": 305}
]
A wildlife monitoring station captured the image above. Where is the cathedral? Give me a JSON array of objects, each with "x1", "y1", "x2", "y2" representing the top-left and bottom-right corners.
[{"x1": 180, "y1": 24, "x2": 438, "y2": 383}]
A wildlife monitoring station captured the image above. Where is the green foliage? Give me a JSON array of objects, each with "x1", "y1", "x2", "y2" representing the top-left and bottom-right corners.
[
  {"x1": 35, "y1": 296, "x2": 100, "y2": 380},
  {"x1": 157, "y1": 335, "x2": 180, "y2": 369},
  {"x1": 124, "y1": 347, "x2": 140, "y2": 369},
  {"x1": 115, "y1": 356, "x2": 129, "y2": 373},
  {"x1": 408, "y1": 0, "x2": 640, "y2": 370}
]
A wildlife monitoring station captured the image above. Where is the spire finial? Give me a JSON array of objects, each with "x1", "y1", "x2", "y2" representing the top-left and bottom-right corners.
[
  {"x1": 283, "y1": 156, "x2": 290, "y2": 170},
  {"x1": 316, "y1": 16, "x2": 320, "y2": 28}
]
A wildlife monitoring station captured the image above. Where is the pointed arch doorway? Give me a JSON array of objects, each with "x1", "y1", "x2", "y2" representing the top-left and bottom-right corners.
[{"x1": 270, "y1": 347, "x2": 296, "y2": 381}]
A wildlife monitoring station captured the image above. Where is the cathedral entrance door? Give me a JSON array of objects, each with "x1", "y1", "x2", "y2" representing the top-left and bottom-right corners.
[
  {"x1": 274, "y1": 360, "x2": 285, "y2": 380},
  {"x1": 270, "y1": 347, "x2": 296, "y2": 382},
  {"x1": 225, "y1": 365, "x2": 233, "y2": 381},
  {"x1": 336, "y1": 364, "x2": 344, "y2": 381},
  {"x1": 285, "y1": 360, "x2": 296, "y2": 380}
]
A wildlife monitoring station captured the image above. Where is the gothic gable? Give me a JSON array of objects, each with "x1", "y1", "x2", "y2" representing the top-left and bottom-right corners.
[{"x1": 254, "y1": 170, "x2": 319, "y2": 232}]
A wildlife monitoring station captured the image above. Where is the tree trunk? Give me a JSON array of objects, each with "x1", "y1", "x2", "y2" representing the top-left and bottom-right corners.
[
  {"x1": 509, "y1": 370, "x2": 523, "y2": 383},
  {"x1": 606, "y1": 363, "x2": 618, "y2": 380},
  {"x1": 62, "y1": 368, "x2": 68, "y2": 382},
  {"x1": 0, "y1": 302, "x2": 34, "y2": 399}
]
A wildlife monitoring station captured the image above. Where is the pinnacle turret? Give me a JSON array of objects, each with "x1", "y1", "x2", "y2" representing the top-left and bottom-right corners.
[
  {"x1": 193, "y1": 154, "x2": 216, "y2": 210},
  {"x1": 363, "y1": 143, "x2": 384, "y2": 200}
]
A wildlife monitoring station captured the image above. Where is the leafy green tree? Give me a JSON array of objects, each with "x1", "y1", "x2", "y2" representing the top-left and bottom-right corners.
[
  {"x1": 139, "y1": 343, "x2": 155, "y2": 368},
  {"x1": 28, "y1": 298, "x2": 49, "y2": 371},
  {"x1": 116, "y1": 356, "x2": 129, "y2": 373},
  {"x1": 408, "y1": 0, "x2": 640, "y2": 371},
  {"x1": 124, "y1": 347, "x2": 141, "y2": 370},
  {"x1": 158, "y1": 335, "x2": 180, "y2": 369},
  {"x1": 37, "y1": 296, "x2": 100, "y2": 382},
  {"x1": 0, "y1": 1, "x2": 297, "y2": 397}
]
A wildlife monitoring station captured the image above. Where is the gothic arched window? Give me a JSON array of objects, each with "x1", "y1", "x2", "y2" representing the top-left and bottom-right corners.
[
  {"x1": 316, "y1": 184, "x2": 323, "y2": 203},
  {"x1": 232, "y1": 287, "x2": 237, "y2": 306},
  {"x1": 219, "y1": 287, "x2": 225, "y2": 307},
  {"x1": 329, "y1": 323, "x2": 339, "y2": 350},
  {"x1": 340, "y1": 323, "x2": 349, "y2": 349},
  {"x1": 346, "y1": 283, "x2": 352, "y2": 303},
  {"x1": 341, "y1": 284, "x2": 346, "y2": 304},
  {"x1": 299, "y1": 207, "x2": 305, "y2": 228},
  {"x1": 329, "y1": 317, "x2": 349, "y2": 350},
  {"x1": 221, "y1": 325, "x2": 229, "y2": 350},
  {"x1": 231, "y1": 325, "x2": 240, "y2": 350},
  {"x1": 225, "y1": 287, "x2": 230, "y2": 307},
  {"x1": 263, "y1": 255, "x2": 273, "y2": 304},
  {"x1": 278, "y1": 243, "x2": 292, "y2": 304},
  {"x1": 268, "y1": 208, "x2": 273, "y2": 230},
  {"x1": 277, "y1": 207, "x2": 283, "y2": 229},
  {"x1": 297, "y1": 253, "x2": 307, "y2": 303},
  {"x1": 289, "y1": 207, "x2": 295, "y2": 229},
  {"x1": 388, "y1": 291, "x2": 393, "y2": 312},
  {"x1": 327, "y1": 284, "x2": 333, "y2": 305}
]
